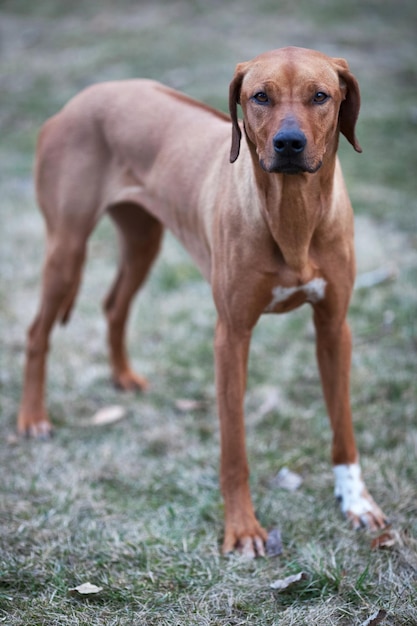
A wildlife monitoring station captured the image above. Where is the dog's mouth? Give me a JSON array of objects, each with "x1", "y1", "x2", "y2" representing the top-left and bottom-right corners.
[{"x1": 260, "y1": 158, "x2": 322, "y2": 175}]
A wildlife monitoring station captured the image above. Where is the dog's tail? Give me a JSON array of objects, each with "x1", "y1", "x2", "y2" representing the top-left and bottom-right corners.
[{"x1": 58, "y1": 275, "x2": 82, "y2": 325}]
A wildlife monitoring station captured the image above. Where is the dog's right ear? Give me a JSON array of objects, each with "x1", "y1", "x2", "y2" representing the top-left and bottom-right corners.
[{"x1": 229, "y1": 64, "x2": 246, "y2": 163}]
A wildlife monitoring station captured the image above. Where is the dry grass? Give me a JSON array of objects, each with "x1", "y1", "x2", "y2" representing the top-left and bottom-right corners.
[{"x1": 1, "y1": 1, "x2": 417, "y2": 624}]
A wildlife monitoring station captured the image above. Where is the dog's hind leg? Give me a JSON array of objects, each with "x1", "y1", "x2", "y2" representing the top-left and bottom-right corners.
[
  {"x1": 18, "y1": 229, "x2": 91, "y2": 437},
  {"x1": 104, "y1": 202, "x2": 164, "y2": 391}
]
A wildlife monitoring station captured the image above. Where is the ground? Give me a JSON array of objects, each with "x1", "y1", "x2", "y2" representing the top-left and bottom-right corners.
[{"x1": 1, "y1": 1, "x2": 417, "y2": 624}]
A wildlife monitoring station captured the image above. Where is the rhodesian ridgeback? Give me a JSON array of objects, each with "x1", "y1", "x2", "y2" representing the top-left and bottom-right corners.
[{"x1": 18, "y1": 46, "x2": 387, "y2": 556}]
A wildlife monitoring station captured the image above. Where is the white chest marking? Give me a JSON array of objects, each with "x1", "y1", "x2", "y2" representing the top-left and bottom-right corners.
[
  {"x1": 333, "y1": 463, "x2": 373, "y2": 516},
  {"x1": 266, "y1": 277, "x2": 327, "y2": 311}
]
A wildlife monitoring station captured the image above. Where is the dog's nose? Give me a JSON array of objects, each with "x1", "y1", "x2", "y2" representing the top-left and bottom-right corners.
[{"x1": 273, "y1": 129, "x2": 306, "y2": 156}]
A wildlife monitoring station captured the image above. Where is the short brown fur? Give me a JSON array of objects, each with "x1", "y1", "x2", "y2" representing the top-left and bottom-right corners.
[{"x1": 18, "y1": 47, "x2": 386, "y2": 556}]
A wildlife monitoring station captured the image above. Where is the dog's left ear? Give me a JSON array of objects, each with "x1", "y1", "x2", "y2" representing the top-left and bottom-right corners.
[
  {"x1": 334, "y1": 58, "x2": 362, "y2": 153},
  {"x1": 229, "y1": 63, "x2": 247, "y2": 163}
]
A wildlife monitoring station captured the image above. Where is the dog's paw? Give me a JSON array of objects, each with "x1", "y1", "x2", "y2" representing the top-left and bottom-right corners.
[
  {"x1": 222, "y1": 518, "x2": 268, "y2": 558},
  {"x1": 223, "y1": 533, "x2": 267, "y2": 559},
  {"x1": 17, "y1": 416, "x2": 53, "y2": 440},
  {"x1": 333, "y1": 463, "x2": 388, "y2": 530},
  {"x1": 113, "y1": 369, "x2": 149, "y2": 392}
]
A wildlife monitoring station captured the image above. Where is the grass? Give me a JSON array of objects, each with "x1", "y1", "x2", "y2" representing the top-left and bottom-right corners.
[{"x1": 1, "y1": 0, "x2": 417, "y2": 624}]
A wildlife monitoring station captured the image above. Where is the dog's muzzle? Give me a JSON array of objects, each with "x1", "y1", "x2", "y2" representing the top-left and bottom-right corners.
[
  {"x1": 260, "y1": 124, "x2": 321, "y2": 175},
  {"x1": 271, "y1": 127, "x2": 307, "y2": 174},
  {"x1": 273, "y1": 128, "x2": 307, "y2": 158}
]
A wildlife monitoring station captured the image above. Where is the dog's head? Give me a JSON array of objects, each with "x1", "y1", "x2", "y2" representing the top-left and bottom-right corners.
[{"x1": 229, "y1": 47, "x2": 361, "y2": 173}]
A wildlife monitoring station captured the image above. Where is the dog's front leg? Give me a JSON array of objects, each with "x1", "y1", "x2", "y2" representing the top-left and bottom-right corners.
[
  {"x1": 214, "y1": 318, "x2": 268, "y2": 557},
  {"x1": 313, "y1": 305, "x2": 387, "y2": 530}
]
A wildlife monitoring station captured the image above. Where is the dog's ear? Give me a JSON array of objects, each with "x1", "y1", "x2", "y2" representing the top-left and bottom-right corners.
[
  {"x1": 334, "y1": 58, "x2": 362, "y2": 153},
  {"x1": 229, "y1": 64, "x2": 246, "y2": 163}
]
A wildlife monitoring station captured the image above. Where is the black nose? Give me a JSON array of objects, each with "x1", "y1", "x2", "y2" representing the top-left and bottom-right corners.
[{"x1": 273, "y1": 129, "x2": 307, "y2": 156}]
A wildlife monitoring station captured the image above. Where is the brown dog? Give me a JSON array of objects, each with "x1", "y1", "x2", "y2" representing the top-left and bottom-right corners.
[{"x1": 18, "y1": 47, "x2": 387, "y2": 556}]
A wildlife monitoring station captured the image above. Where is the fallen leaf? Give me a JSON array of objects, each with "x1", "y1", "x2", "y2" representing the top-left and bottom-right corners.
[
  {"x1": 270, "y1": 571, "x2": 308, "y2": 591},
  {"x1": 175, "y1": 398, "x2": 205, "y2": 411},
  {"x1": 6, "y1": 433, "x2": 19, "y2": 446},
  {"x1": 68, "y1": 582, "x2": 103, "y2": 596},
  {"x1": 371, "y1": 529, "x2": 400, "y2": 550},
  {"x1": 257, "y1": 389, "x2": 280, "y2": 418},
  {"x1": 359, "y1": 609, "x2": 387, "y2": 626},
  {"x1": 266, "y1": 528, "x2": 283, "y2": 557},
  {"x1": 88, "y1": 405, "x2": 126, "y2": 426},
  {"x1": 271, "y1": 467, "x2": 303, "y2": 492},
  {"x1": 354, "y1": 266, "x2": 398, "y2": 290}
]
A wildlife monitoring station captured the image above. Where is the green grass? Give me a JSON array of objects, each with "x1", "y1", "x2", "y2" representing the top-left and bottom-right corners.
[{"x1": 1, "y1": 1, "x2": 417, "y2": 624}]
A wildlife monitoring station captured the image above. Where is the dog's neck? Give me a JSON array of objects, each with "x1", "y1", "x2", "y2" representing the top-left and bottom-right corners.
[
  {"x1": 249, "y1": 143, "x2": 338, "y2": 283},
  {"x1": 268, "y1": 172, "x2": 331, "y2": 279}
]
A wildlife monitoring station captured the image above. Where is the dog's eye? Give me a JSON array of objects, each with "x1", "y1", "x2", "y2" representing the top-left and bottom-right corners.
[
  {"x1": 253, "y1": 92, "x2": 269, "y2": 104},
  {"x1": 313, "y1": 92, "x2": 329, "y2": 104}
]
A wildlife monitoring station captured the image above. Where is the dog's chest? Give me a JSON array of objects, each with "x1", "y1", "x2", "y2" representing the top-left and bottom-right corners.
[{"x1": 264, "y1": 276, "x2": 327, "y2": 313}]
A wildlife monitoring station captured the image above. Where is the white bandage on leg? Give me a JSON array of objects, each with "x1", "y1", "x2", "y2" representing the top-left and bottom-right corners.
[{"x1": 333, "y1": 463, "x2": 373, "y2": 517}]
